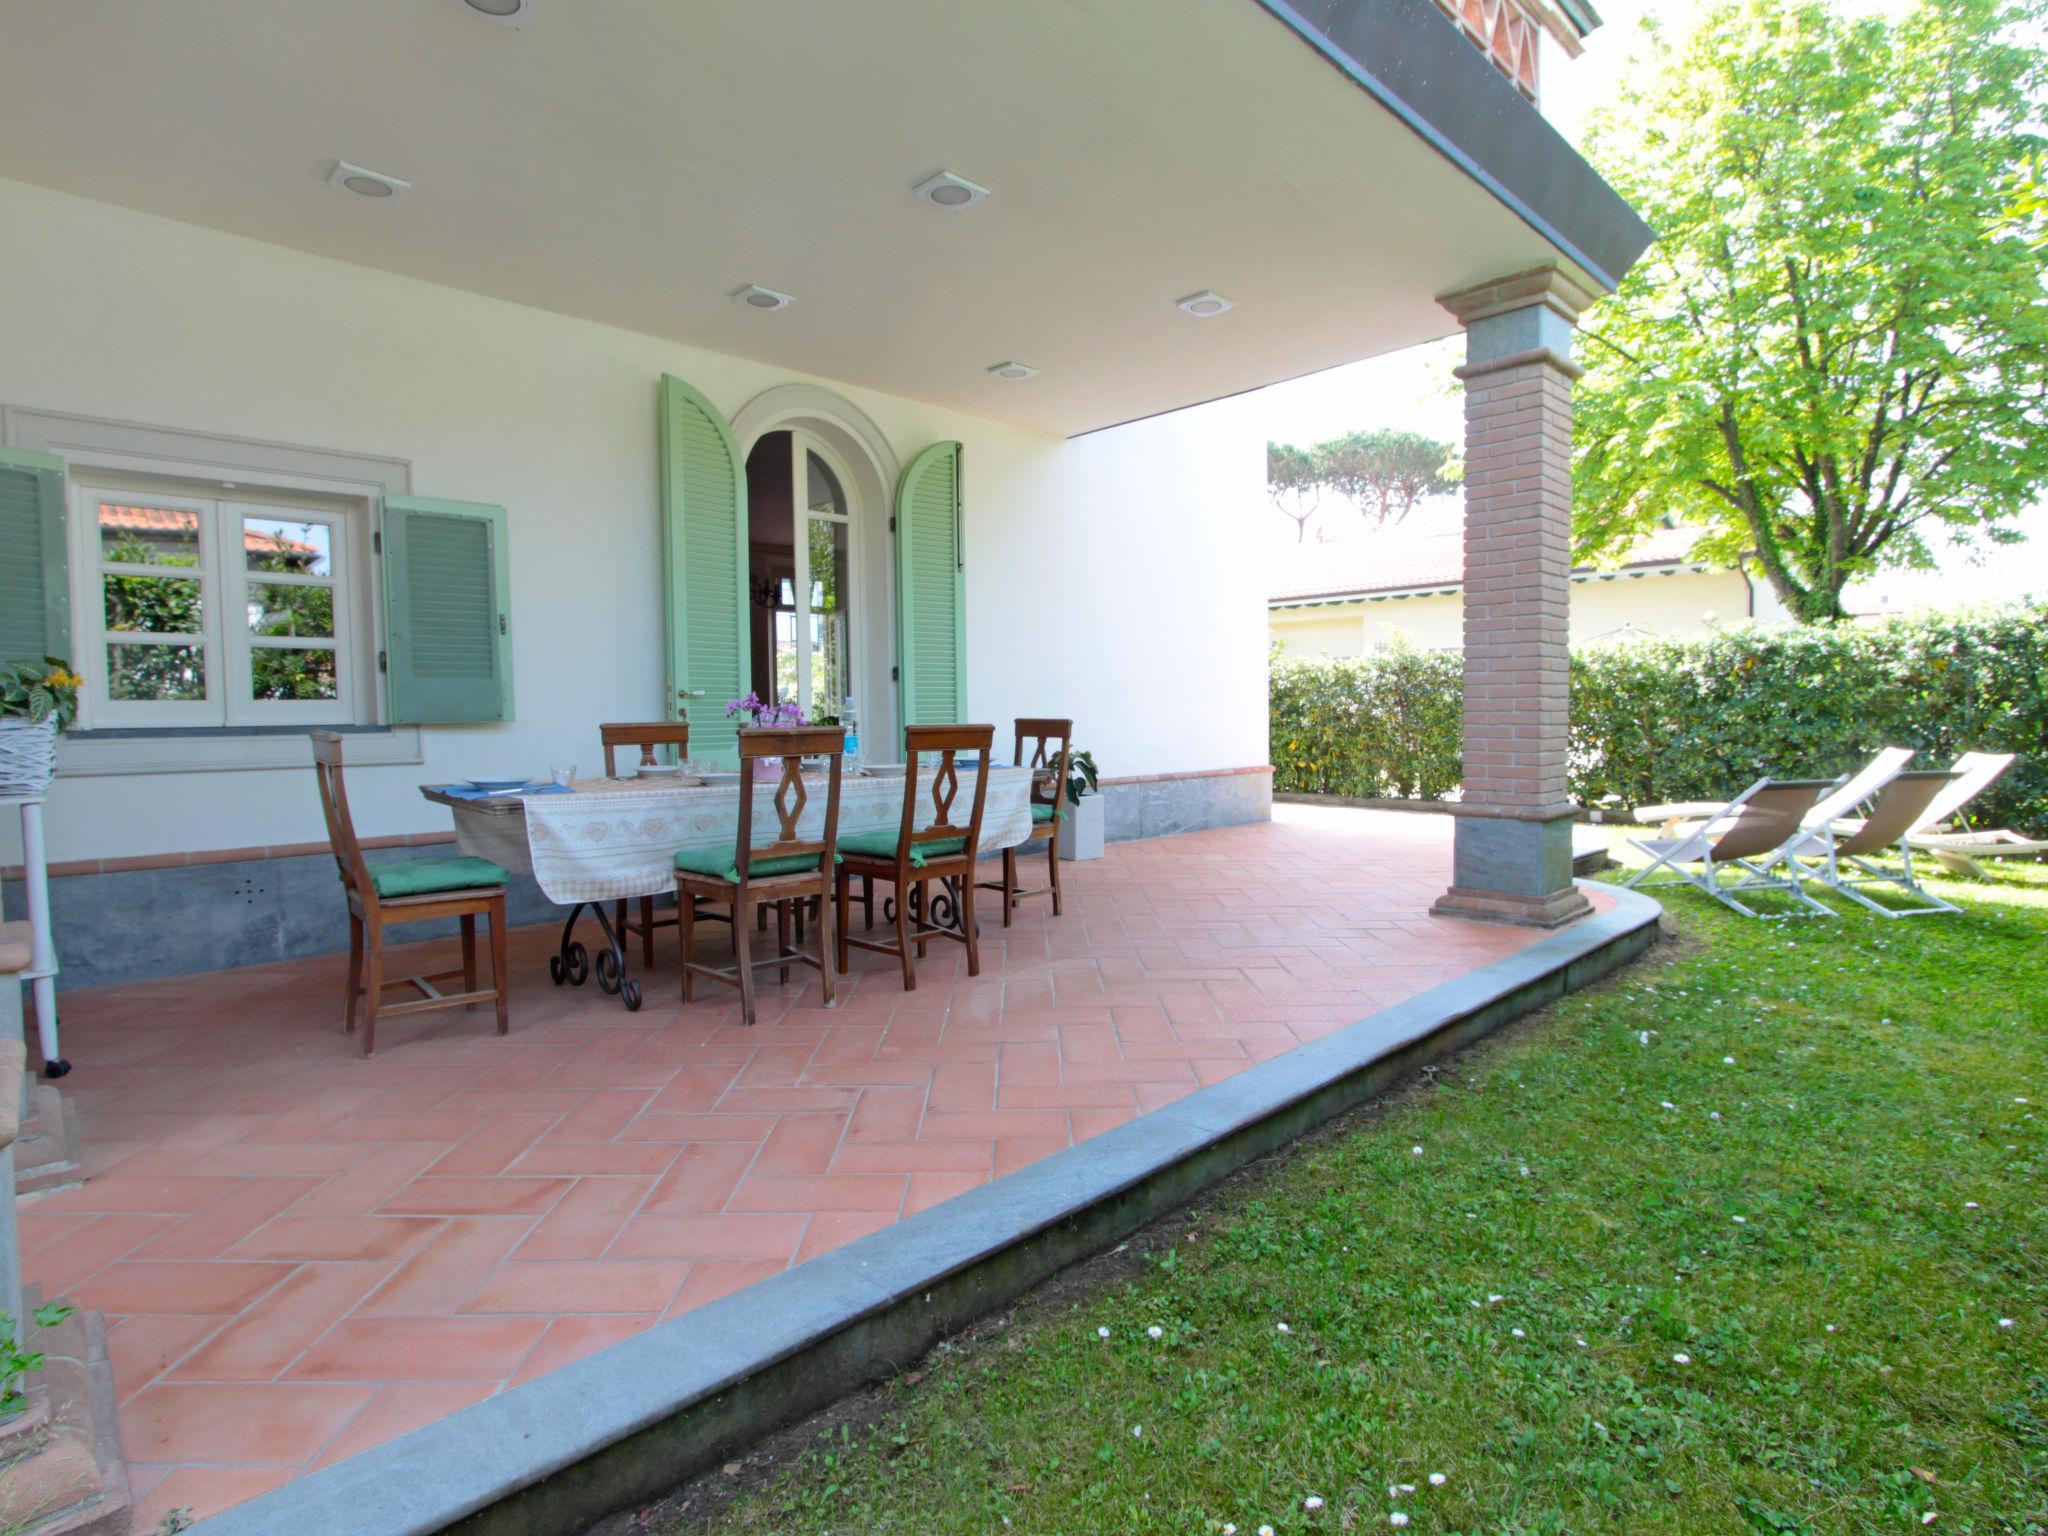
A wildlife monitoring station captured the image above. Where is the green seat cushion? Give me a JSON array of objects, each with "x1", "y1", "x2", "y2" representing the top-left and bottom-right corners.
[
  {"x1": 839, "y1": 831, "x2": 968, "y2": 868},
  {"x1": 1030, "y1": 802, "x2": 1059, "y2": 825},
  {"x1": 674, "y1": 846, "x2": 830, "y2": 882},
  {"x1": 369, "y1": 856, "x2": 510, "y2": 899}
]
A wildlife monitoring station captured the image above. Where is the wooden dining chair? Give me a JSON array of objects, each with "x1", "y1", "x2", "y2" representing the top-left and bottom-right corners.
[
  {"x1": 313, "y1": 732, "x2": 511, "y2": 1056},
  {"x1": 676, "y1": 727, "x2": 844, "y2": 1026},
  {"x1": 976, "y1": 717, "x2": 1072, "y2": 926},
  {"x1": 836, "y1": 724, "x2": 994, "y2": 992},
  {"x1": 599, "y1": 721, "x2": 698, "y2": 964}
]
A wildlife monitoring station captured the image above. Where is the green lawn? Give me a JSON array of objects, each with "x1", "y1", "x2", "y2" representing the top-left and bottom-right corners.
[{"x1": 664, "y1": 849, "x2": 2047, "y2": 1536}]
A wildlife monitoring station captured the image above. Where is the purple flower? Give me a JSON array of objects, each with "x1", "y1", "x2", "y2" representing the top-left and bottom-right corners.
[{"x1": 726, "y1": 693, "x2": 808, "y2": 727}]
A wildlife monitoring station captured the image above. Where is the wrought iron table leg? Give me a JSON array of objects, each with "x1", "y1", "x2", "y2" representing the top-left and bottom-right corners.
[
  {"x1": 881, "y1": 878, "x2": 976, "y2": 939},
  {"x1": 548, "y1": 904, "x2": 589, "y2": 987},
  {"x1": 587, "y1": 901, "x2": 643, "y2": 1011},
  {"x1": 546, "y1": 901, "x2": 642, "y2": 1011}
]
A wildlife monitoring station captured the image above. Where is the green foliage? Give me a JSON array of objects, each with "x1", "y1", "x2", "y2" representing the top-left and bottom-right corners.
[
  {"x1": 1317, "y1": 428, "x2": 1458, "y2": 527},
  {"x1": 1576, "y1": 0, "x2": 2048, "y2": 622},
  {"x1": 1265, "y1": 430, "x2": 1456, "y2": 542},
  {"x1": 1571, "y1": 607, "x2": 2048, "y2": 832},
  {"x1": 1271, "y1": 605, "x2": 2048, "y2": 832},
  {"x1": 1065, "y1": 748, "x2": 1100, "y2": 807},
  {"x1": 0, "y1": 1303, "x2": 75, "y2": 1418},
  {"x1": 0, "y1": 657, "x2": 82, "y2": 729},
  {"x1": 1270, "y1": 643, "x2": 1464, "y2": 800},
  {"x1": 677, "y1": 861, "x2": 2048, "y2": 1536},
  {"x1": 1265, "y1": 441, "x2": 1323, "y2": 543}
]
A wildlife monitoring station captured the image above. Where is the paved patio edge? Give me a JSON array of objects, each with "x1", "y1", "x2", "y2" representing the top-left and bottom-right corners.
[{"x1": 187, "y1": 882, "x2": 1660, "y2": 1536}]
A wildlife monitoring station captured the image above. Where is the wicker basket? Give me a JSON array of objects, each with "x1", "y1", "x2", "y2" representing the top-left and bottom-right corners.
[{"x1": 0, "y1": 718, "x2": 57, "y2": 797}]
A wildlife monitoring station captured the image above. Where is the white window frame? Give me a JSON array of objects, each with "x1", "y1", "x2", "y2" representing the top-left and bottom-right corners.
[
  {"x1": 70, "y1": 481, "x2": 367, "y2": 729},
  {"x1": 227, "y1": 498, "x2": 358, "y2": 725},
  {"x1": 2, "y1": 403, "x2": 424, "y2": 771},
  {"x1": 81, "y1": 486, "x2": 220, "y2": 727}
]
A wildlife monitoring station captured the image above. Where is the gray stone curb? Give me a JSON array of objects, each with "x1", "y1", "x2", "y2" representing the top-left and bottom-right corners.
[{"x1": 188, "y1": 882, "x2": 1660, "y2": 1536}]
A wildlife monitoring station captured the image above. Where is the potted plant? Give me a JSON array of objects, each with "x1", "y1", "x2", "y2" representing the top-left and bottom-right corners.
[
  {"x1": 725, "y1": 692, "x2": 809, "y2": 779},
  {"x1": 1056, "y1": 748, "x2": 1103, "y2": 862},
  {"x1": 0, "y1": 658, "x2": 81, "y2": 798}
]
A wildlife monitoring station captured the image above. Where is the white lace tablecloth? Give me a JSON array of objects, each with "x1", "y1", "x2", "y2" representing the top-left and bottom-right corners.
[{"x1": 435, "y1": 767, "x2": 1035, "y2": 905}]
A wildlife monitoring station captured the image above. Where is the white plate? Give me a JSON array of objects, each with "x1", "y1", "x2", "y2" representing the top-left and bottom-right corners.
[
  {"x1": 632, "y1": 763, "x2": 686, "y2": 778},
  {"x1": 465, "y1": 778, "x2": 529, "y2": 793}
]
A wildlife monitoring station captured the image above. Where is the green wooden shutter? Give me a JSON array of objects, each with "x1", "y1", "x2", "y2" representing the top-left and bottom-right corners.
[
  {"x1": 381, "y1": 495, "x2": 513, "y2": 723},
  {"x1": 659, "y1": 374, "x2": 748, "y2": 764},
  {"x1": 0, "y1": 446, "x2": 70, "y2": 667},
  {"x1": 895, "y1": 441, "x2": 966, "y2": 733}
]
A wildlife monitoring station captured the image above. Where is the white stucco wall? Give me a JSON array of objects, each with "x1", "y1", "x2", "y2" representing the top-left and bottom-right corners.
[
  {"x1": 1270, "y1": 567, "x2": 1767, "y2": 658},
  {"x1": 0, "y1": 178, "x2": 1266, "y2": 865}
]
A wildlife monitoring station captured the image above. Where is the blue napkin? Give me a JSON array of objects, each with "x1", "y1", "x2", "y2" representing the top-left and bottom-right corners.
[{"x1": 435, "y1": 782, "x2": 574, "y2": 801}]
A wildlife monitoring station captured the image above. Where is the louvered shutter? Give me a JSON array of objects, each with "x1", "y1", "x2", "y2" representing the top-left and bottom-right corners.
[
  {"x1": 0, "y1": 446, "x2": 70, "y2": 667},
  {"x1": 895, "y1": 441, "x2": 965, "y2": 735},
  {"x1": 381, "y1": 496, "x2": 513, "y2": 723},
  {"x1": 658, "y1": 374, "x2": 748, "y2": 763}
]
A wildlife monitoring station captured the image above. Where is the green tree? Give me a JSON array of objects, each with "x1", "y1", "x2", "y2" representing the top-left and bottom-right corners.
[
  {"x1": 1575, "y1": 0, "x2": 2048, "y2": 622},
  {"x1": 1266, "y1": 440, "x2": 1322, "y2": 541},
  {"x1": 1317, "y1": 428, "x2": 1456, "y2": 526}
]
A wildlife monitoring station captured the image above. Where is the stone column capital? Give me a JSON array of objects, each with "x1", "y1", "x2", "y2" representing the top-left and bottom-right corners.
[{"x1": 1436, "y1": 262, "x2": 1603, "y2": 327}]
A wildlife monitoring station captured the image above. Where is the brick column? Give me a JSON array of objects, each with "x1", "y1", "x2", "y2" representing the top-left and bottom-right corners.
[{"x1": 1431, "y1": 264, "x2": 1597, "y2": 928}]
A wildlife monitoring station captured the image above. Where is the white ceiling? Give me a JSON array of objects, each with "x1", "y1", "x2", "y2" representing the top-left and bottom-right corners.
[{"x1": 0, "y1": 0, "x2": 1568, "y2": 437}]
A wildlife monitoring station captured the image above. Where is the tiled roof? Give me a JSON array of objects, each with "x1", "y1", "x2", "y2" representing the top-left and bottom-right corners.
[
  {"x1": 1269, "y1": 515, "x2": 1711, "y2": 604},
  {"x1": 100, "y1": 503, "x2": 318, "y2": 558}
]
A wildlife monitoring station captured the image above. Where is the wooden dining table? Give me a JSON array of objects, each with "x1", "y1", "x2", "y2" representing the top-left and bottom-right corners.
[{"x1": 419, "y1": 765, "x2": 1036, "y2": 1010}]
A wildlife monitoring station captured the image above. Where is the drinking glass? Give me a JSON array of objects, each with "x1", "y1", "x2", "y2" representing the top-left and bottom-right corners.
[{"x1": 550, "y1": 762, "x2": 576, "y2": 787}]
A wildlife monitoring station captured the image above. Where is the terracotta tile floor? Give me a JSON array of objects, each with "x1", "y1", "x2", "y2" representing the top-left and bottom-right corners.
[{"x1": 20, "y1": 806, "x2": 1594, "y2": 1528}]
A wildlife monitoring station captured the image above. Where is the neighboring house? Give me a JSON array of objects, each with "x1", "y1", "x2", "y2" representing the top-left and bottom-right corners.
[
  {"x1": 1270, "y1": 515, "x2": 1789, "y2": 656},
  {"x1": 0, "y1": 0, "x2": 1649, "y2": 974},
  {"x1": 1431, "y1": 0, "x2": 1601, "y2": 100}
]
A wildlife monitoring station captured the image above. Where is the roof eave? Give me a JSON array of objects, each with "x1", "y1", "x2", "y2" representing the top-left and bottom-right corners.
[
  {"x1": 1250, "y1": 0, "x2": 1652, "y2": 292},
  {"x1": 1269, "y1": 559, "x2": 1713, "y2": 608}
]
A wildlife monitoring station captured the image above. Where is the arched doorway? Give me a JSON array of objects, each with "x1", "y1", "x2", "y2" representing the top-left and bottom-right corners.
[
  {"x1": 743, "y1": 428, "x2": 861, "y2": 726},
  {"x1": 731, "y1": 385, "x2": 901, "y2": 748}
]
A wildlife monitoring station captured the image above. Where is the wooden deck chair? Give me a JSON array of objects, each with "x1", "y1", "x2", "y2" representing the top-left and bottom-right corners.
[
  {"x1": 1898, "y1": 753, "x2": 2037, "y2": 878},
  {"x1": 1622, "y1": 777, "x2": 1840, "y2": 918},
  {"x1": 1786, "y1": 768, "x2": 1963, "y2": 917}
]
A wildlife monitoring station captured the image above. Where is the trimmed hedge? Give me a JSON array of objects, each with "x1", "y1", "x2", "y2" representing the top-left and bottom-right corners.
[{"x1": 1270, "y1": 605, "x2": 2048, "y2": 834}]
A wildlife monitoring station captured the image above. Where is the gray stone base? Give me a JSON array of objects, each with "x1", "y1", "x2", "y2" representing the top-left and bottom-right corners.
[
  {"x1": 1433, "y1": 813, "x2": 1592, "y2": 927},
  {"x1": 13, "y1": 1086, "x2": 83, "y2": 1197},
  {"x1": 1100, "y1": 770, "x2": 1271, "y2": 844},
  {"x1": 7, "y1": 770, "x2": 1273, "y2": 994},
  {"x1": 6, "y1": 849, "x2": 559, "y2": 995}
]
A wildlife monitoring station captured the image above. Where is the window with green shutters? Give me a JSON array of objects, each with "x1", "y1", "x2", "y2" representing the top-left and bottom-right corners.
[
  {"x1": 659, "y1": 374, "x2": 749, "y2": 763},
  {"x1": 380, "y1": 495, "x2": 514, "y2": 723},
  {"x1": 0, "y1": 446, "x2": 71, "y2": 668},
  {"x1": 895, "y1": 441, "x2": 966, "y2": 733}
]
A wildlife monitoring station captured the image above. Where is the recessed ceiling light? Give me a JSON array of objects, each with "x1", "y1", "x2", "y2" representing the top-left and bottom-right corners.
[
  {"x1": 986, "y1": 361, "x2": 1038, "y2": 381},
  {"x1": 454, "y1": 0, "x2": 532, "y2": 25},
  {"x1": 730, "y1": 284, "x2": 794, "y2": 312},
  {"x1": 912, "y1": 171, "x2": 991, "y2": 211},
  {"x1": 1175, "y1": 290, "x2": 1234, "y2": 318},
  {"x1": 327, "y1": 161, "x2": 410, "y2": 201}
]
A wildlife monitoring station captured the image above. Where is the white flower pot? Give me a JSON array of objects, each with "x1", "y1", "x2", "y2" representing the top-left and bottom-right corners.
[
  {"x1": 0, "y1": 718, "x2": 57, "y2": 797},
  {"x1": 1057, "y1": 790, "x2": 1104, "y2": 862}
]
